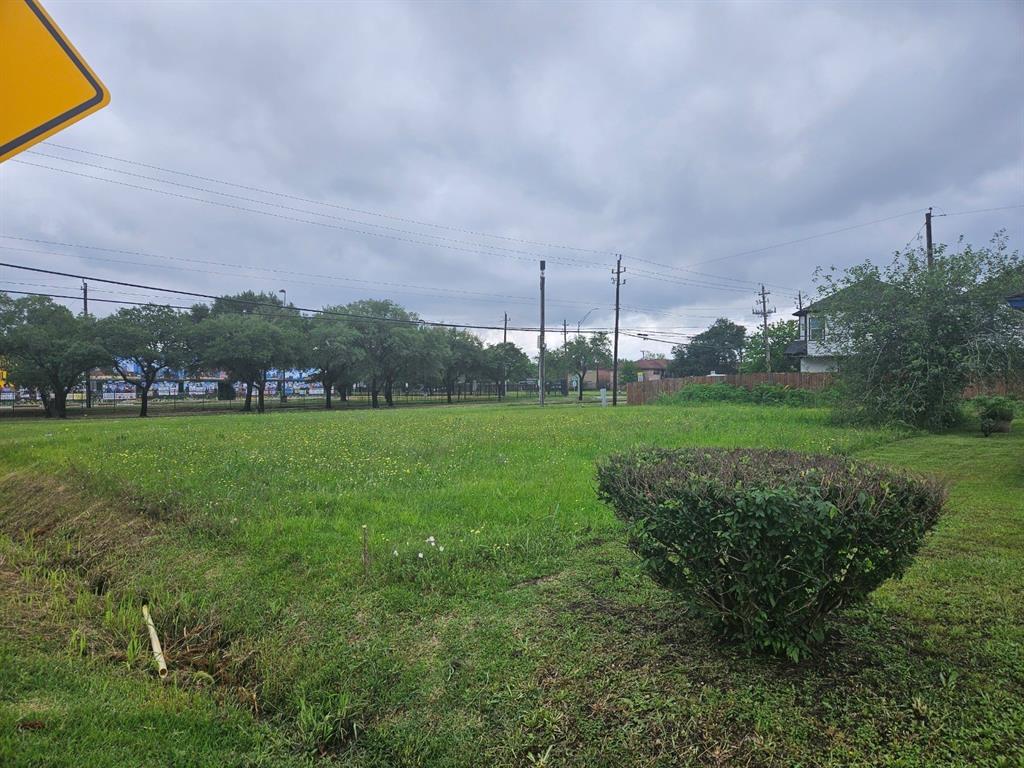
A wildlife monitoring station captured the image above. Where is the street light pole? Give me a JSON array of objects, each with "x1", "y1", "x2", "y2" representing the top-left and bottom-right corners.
[{"x1": 576, "y1": 307, "x2": 600, "y2": 335}]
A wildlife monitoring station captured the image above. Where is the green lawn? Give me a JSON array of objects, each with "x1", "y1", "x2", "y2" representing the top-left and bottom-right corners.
[{"x1": 1, "y1": 404, "x2": 1020, "y2": 766}]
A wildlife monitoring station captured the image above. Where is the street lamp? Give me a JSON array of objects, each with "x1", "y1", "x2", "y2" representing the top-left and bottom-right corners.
[
  {"x1": 278, "y1": 289, "x2": 287, "y2": 404},
  {"x1": 577, "y1": 307, "x2": 600, "y2": 334}
]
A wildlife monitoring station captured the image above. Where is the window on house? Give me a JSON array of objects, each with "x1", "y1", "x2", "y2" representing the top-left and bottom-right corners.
[{"x1": 808, "y1": 315, "x2": 825, "y2": 341}]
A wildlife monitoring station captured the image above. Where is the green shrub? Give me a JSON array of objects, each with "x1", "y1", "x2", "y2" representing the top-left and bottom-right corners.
[
  {"x1": 658, "y1": 382, "x2": 833, "y2": 408},
  {"x1": 972, "y1": 396, "x2": 1016, "y2": 423},
  {"x1": 596, "y1": 447, "x2": 945, "y2": 660}
]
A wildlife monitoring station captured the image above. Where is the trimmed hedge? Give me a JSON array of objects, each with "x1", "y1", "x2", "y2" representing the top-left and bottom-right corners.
[
  {"x1": 596, "y1": 447, "x2": 945, "y2": 660},
  {"x1": 657, "y1": 383, "x2": 835, "y2": 408}
]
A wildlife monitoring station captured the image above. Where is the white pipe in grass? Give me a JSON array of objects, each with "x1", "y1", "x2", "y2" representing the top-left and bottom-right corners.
[{"x1": 141, "y1": 603, "x2": 168, "y2": 678}]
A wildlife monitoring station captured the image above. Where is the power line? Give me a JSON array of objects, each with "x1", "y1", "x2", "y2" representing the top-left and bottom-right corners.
[
  {"x1": 24, "y1": 150, "x2": 612, "y2": 267},
  {"x1": 0, "y1": 237, "x2": 745, "y2": 321},
  {"x1": 39, "y1": 141, "x2": 618, "y2": 256},
  {"x1": 934, "y1": 204, "x2": 1024, "y2": 218},
  {"x1": 627, "y1": 255, "x2": 797, "y2": 292},
  {"x1": 675, "y1": 208, "x2": 927, "y2": 269},
  {"x1": 10, "y1": 159, "x2": 609, "y2": 270},
  {"x1": 0, "y1": 242, "x2": 602, "y2": 311},
  {"x1": 0, "y1": 261, "x2": 634, "y2": 335}
]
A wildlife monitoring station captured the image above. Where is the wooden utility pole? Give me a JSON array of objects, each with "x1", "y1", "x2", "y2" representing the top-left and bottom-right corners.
[
  {"x1": 611, "y1": 255, "x2": 625, "y2": 406},
  {"x1": 503, "y1": 312, "x2": 508, "y2": 344},
  {"x1": 563, "y1": 319, "x2": 568, "y2": 346},
  {"x1": 538, "y1": 261, "x2": 546, "y2": 407},
  {"x1": 82, "y1": 281, "x2": 92, "y2": 409},
  {"x1": 753, "y1": 284, "x2": 776, "y2": 372},
  {"x1": 925, "y1": 207, "x2": 934, "y2": 268}
]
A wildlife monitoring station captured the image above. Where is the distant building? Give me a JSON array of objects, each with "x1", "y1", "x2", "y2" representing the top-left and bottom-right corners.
[
  {"x1": 1008, "y1": 292, "x2": 1024, "y2": 311},
  {"x1": 635, "y1": 357, "x2": 669, "y2": 382}
]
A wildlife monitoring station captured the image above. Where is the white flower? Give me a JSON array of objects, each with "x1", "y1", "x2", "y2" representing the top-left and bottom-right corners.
[
  {"x1": 417, "y1": 552, "x2": 424, "y2": 559},
  {"x1": 426, "y1": 536, "x2": 436, "y2": 546},
  {"x1": 438, "y1": 545, "x2": 444, "y2": 552},
  {"x1": 392, "y1": 549, "x2": 399, "y2": 557}
]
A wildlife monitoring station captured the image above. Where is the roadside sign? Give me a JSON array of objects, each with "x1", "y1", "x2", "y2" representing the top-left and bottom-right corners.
[{"x1": 0, "y1": 0, "x2": 109, "y2": 163}]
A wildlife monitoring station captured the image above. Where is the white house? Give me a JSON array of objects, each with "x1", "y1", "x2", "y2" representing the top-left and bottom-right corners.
[{"x1": 785, "y1": 296, "x2": 843, "y2": 373}]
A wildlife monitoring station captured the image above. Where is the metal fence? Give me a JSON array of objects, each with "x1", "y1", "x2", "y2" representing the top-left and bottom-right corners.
[{"x1": 0, "y1": 381, "x2": 547, "y2": 418}]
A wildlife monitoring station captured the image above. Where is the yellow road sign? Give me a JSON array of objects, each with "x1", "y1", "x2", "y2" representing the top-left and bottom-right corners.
[{"x1": 0, "y1": 0, "x2": 109, "y2": 163}]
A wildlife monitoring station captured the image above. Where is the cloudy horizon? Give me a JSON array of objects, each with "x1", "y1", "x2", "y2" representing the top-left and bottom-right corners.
[{"x1": 1, "y1": 0, "x2": 1021, "y2": 359}]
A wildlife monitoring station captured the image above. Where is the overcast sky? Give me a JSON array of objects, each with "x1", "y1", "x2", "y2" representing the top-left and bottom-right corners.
[{"x1": 1, "y1": 0, "x2": 1022, "y2": 359}]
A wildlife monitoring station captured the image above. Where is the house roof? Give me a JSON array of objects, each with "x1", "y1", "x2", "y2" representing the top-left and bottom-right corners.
[
  {"x1": 794, "y1": 276, "x2": 893, "y2": 317},
  {"x1": 635, "y1": 358, "x2": 669, "y2": 370}
]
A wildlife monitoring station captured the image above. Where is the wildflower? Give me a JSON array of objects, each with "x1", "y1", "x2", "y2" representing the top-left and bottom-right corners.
[
  {"x1": 417, "y1": 552, "x2": 424, "y2": 559},
  {"x1": 426, "y1": 536, "x2": 436, "y2": 546},
  {"x1": 392, "y1": 549, "x2": 399, "y2": 557},
  {"x1": 438, "y1": 545, "x2": 444, "y2": 552}
]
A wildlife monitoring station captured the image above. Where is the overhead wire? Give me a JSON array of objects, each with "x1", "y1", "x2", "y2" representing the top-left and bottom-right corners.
[
  {"x1": 23, "y1": 150, "x2": 612, "y2": 267},
  {"x1": 9, "y1": 159, "x2": 607, "y2": 269},
  {"x1": 39, "y1": 141, "x2": 618, "y2": 256}
]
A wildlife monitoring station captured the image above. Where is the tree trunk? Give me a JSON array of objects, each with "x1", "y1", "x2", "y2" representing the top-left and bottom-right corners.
[
  {"x1": 339, "y1": 384, "x2": 348, "y2": 402},
  {"x1": 370, "y1": 377, "x2": 379, "y2": 409},
  {"x1": 384, "y1": 379, "x2": 394, "y2": 407},
  {"x1": 257, "y1": 381, "x2": 265, "y2": 413},
  {"x1": 325, "y1": 385, "x2": 333, "y2": 409},
  {"x1": 55, "y1": 388, "x2": 68, "y2": 418},
  {"x1": 40, "y1": 390, "x2": 53, "y2": 418},
  {"x1": 578, "y1": 368, "x2": 586, "y2": 401},
  {"x1": 244, "y1": 382, "x2": 253, "y2": 411},
  {"x1": 446, "y1": 382, "x2": 453, "y2": 404},
  {"x1": 140, "y1": 384, "x2": 150, "y2": 417}
]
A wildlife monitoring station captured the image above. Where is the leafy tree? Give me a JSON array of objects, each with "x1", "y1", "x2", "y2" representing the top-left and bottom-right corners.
[
  {"x1": 552, "y1": 333, "x2": 612, "y2": 400},
  {"x1": 668, "y1": 319, "x2": 746, "y2": 376},
  {"x1": 346, "y1": 299, "x2": 430, "y2": 408},
  {"x1": 740, "y1": 319, "x2": 800, "y2": 373},
  {"x1": 483, "y1": 341, "x2": 532, "y2": 397},
  {"x1": 99, "y1": 305, "x2": 189, "y2": 417},
  {"x1": 306, "y1": 311, "x2": 362, "y2": 409},
  {"x1": 200, "y1": 291, "x2": 302, "y2": 412},
  {"x1": 617, "y1": 359, "x2": 639, "y2": 384},
  {"x1": 819, "y1": 231, "x2": 1024, "y2": 430},
  {"x1": 0, "y1": 294, "x2": 108, "y2": 417},
  {"x1": 437, "y1": 328, "x2": 485, "y2": 403}
]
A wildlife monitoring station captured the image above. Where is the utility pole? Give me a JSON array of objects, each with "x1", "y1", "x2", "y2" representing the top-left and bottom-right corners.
[
  {"x1": 753, "y1": 284, "x2": 776, "y2": 372},
  {"x1": 925, "y1": 207, "x2": 934, "y2": 268},
  {"x1": 563, "y1": 319, "x2": 568, "y2": 346},
  {"x1": 82, "y1": 281, "x2": 92, "y2": 409},
  {"x1": 503, "y1": 312, "x2": 508, "y2": 344},
  {"x1": 278, "y1": 289, "x2": 287, "y2": 403},
  {"x1": 538, "y1": 260, "x2": 546, "y2": 406},
  {"x1": 611, "y1": 255, "x2": 625, "y2": 406},
  {"x1": 796, "y1": 290, "x2": 805, "y2": 343}
]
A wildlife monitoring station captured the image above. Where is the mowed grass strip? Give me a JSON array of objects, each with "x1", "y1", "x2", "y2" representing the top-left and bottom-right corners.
[{"x1": 0, "y1": 404, "x2": 1020, "y2": 766}]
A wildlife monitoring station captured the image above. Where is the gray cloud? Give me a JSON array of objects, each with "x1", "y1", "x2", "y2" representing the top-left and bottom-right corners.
[{"x1": 1, "y1": 0, "x2": 1021, "y2": 357}]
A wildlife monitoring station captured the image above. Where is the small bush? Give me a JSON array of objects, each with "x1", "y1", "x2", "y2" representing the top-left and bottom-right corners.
[
  {"x1": 658, "y1": 382, "x2": 833, "y2": 408},
  {"x1": 971, "y1": 396, "x2": 1016, "y2": 435},
  {"x1": 596, "y1": 447, "x2": 945, "y2": 660}
]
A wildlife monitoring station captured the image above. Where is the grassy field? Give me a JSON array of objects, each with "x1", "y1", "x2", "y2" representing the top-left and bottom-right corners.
[{"x1": 1, "y1": 403, "x2": 1021, "y2": 766}]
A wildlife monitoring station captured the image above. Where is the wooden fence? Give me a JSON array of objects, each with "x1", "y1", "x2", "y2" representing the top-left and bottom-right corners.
[
  {"x1": 627, "y1": 372, "x2": 1024, "y2": 406},
  {"x1": 626, "y1": 373, "x2": 834, "y2": 406}
]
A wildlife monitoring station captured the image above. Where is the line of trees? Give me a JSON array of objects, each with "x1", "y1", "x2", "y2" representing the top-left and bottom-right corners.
[
  {"x1": 665, "y1": 317, "x2": 800, "y2": 377},
  {"x1": 0, "y1": 291, "x2": 535, "y2": 418}
]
